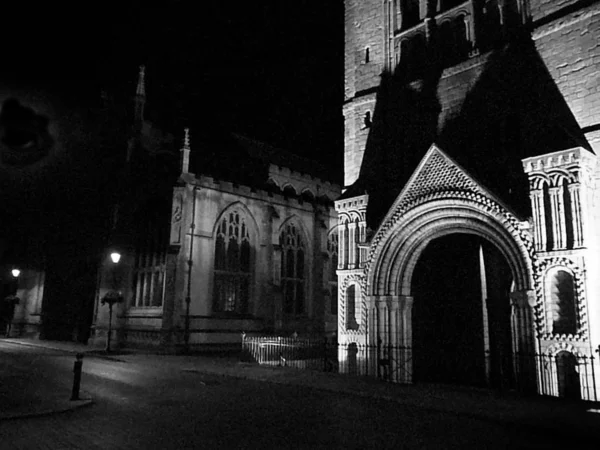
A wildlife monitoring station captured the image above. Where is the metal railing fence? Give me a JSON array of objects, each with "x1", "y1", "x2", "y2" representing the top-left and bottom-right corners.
[{"x1": 241, "y1": 335, "x2": 600, "y2": 403}]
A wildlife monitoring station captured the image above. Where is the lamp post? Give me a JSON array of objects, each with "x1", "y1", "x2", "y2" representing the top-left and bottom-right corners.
[
  {"x1": 102, "y1": 251, "x2": 123, "y2": 353},
  {"x1": 3, "y1": 268, "x2": 20, "y2": 337},
  {"x1": 110, "y1": 252, "x2": 121, "y2": 287}
]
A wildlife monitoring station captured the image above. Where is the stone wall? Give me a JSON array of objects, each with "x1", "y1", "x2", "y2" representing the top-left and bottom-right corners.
[
  {"x1": 533, "y1": 4, "x2": 600, "y2": 153},
  {"x1": 344, "y1": 0, "x2": 385, "y2": 100}
]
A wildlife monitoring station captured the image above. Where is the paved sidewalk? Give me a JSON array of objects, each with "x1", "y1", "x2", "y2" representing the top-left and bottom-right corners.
[
  {"x1": 0, "y1": 339, "x2": 93, "y2": 420},
  {"x1": 2, "y1": 337, "x2": 600, "y2": 440}
]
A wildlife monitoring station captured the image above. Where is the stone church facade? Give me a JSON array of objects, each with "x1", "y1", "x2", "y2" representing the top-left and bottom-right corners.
[
  {"x1": 88, "y1": 69, "x2": 340, "y2": 350},
  {"x1": 337, "y1": 0, "x2": 600, "y2": 399},
  {"x1": 9, "y1": 67, "x2": 340, "y2": 350}
]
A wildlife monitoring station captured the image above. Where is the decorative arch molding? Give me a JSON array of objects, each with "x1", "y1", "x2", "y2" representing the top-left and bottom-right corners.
[
  {"x1": 545, "y1": 341, "x2": 587, "y2": 358},
  {"x1": 327, "y1": 225, "x2": 339, "y2": 237},
  {"x1": 534, "y1": 257, "x2": 588, "y2": 341},
  {"x1": 282, "y1": 183, "x2": 298, "y2": 197},
  {"x1": 212, "y1": 201, "x2": 261, "y2": 242},
  {"x1": 266, "y1": 177, "x2": 280, "y2": 189},
  {"x1": 300, "y1": 188, "x2": 315, "y2": 198},
  {"x1": 366, "y1": 191, "x2": 534, "y2": 297},
  {"x1": 276, "y1": 215, "x2": 311, "y2": 248},
  {"x1": 338, "y1": 210, "x2": 362, "y2": 223},
  {"x1": 529, "y1": 170, "x2": 578, "y2": 189},
  {"x1": 339, "y1": 272, "x2": 367, "y2": 333}
]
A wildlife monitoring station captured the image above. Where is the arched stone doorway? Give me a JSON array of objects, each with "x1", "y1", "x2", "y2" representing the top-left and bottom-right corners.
[
  {"x1": 366, "y1": 195, "x2": 536, "y2": 389},
  {"x1": 556, "y1": 351, "x2": 581, "y2": 400},
  {"x1": 412, "y1": 233, "x2": 514, "y2": 388}
]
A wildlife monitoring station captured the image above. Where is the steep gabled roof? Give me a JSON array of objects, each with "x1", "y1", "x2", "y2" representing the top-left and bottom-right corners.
[{"x1": 380, "y1": 143, "x2": 520, "y2": 228}]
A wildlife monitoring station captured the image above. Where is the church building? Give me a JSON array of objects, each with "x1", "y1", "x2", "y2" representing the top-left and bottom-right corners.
[
  {"x1": 8, "y1": 65, "x2": 340, "y2": 350},
  {"x1": 337, "y1": 0, "x2": 600, "y2": 399},
  {"x1": 88, "y1": 68, "x2": 341, "y2": 350}
]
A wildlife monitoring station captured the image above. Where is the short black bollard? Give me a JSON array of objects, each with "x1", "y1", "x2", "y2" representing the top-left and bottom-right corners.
[{"x1": 70, "y1": 353, "x2": 84, "y2": 401}]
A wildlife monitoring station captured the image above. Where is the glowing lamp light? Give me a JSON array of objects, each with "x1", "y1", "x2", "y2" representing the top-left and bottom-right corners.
[
  {"x1": 110, "y1": 252, "x2": 121, "y2": 264},
  {"x1": 11, "y1": 268, "x2": 20, "y2": 278}
]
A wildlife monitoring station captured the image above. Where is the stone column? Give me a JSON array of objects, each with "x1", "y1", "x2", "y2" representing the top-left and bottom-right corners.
[
  {"x1": 377, "y1": 300, "x2": 387, "y2": 343},
  {"x1": 568, "y1": 183, "x2": 584, "y2": 248},
  {"x1": 463, "y1": 14, "x2": 474, "y2": 52},
  {"x1": 339, "y1": 223, "x2": 346, "y2": 270},
  {"x1": 311, "y1": 207, "x2": 326, "y2": 330},
  {"x1": 160, "y1": 247, "x2": 180, "y2": 349},
  {"x1": 549, "y1": 186, "x2": 566, "y2": 250},
  {"x1": 510, "y1": 290, "x2": 538, "y2": 394},
  {"x1": 388, "y1": 300, "x2": 400, "y2": 382},
  {"x1": 529, "y1": 189, "x2": 547, "y2": 251},
  {"x1": 348, "y1": 222, "x2": 356, "y2": 269},
  {"x1": 398, "y1": 295, "x2": 414, "y2": 383},
  {"x1": 261, "y1": 205, "x2": 277, "y2": 321},
  {"x1": 273, "y1": 244, "x2": 283, "y2": 331},
  {"x1": 375, "y1": 298, "x2": 388, "y2": 379}
]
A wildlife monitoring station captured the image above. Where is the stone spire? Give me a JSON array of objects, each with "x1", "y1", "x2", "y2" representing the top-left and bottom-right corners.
[
  {"x1": 181, "y1": 127, "x2": 191, "y2": 174},
  {"x1": 134, "y1": 65, "x2": 146, "y2": 125}
]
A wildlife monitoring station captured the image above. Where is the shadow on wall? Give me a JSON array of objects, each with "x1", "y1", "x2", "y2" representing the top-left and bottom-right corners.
[
  {"x1": 437, "y1": 35, "x2": 590, "y2": 218},
  {"x1": 357, "y1": 48, "x2": 443, "y2": 228},
  {"x1": 353, "y1": 31, "x2": 590, "y2": 229}
]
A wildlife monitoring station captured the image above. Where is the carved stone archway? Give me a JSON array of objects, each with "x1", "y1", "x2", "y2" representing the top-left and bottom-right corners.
[{"x1": 365, "y1": 193, "x2": 535, "y2": 385}]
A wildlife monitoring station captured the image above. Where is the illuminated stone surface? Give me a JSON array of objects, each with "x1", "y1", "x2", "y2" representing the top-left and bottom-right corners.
[{"x1": 338, "y1": 0, "x2": 600, "y2": 399}]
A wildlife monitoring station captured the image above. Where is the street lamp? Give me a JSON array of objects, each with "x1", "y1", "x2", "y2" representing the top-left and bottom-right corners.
[
  {"x1": 101, "y1": 251, "x2": 123, "y2": 353},
  {"x1": 4, "y1": 268, "x2": 20, "y2": 337},
  {"x1": 110, "y1": 252, "x2": 121, "y2": 264}
]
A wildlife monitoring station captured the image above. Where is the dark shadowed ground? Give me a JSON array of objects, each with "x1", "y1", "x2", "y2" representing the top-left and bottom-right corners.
[{"x1": 1, "y1": 340, "x2": 597, "y2": 449}]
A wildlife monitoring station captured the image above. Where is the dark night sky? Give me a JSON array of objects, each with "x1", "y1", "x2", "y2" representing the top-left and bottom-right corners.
[{"x1": 4, "y1": 2, "x2": 345, "y2": 180}]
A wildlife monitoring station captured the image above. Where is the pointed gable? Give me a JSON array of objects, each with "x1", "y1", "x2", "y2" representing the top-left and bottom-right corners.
[{"x1": 383, "y1": 144, "x2": 515, "y2": 222}]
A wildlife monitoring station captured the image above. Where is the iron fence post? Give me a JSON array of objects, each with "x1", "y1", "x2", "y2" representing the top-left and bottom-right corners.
[
  {"x1": 377, "y1": 336, "x2": 381, "y2": 379},
  {"x1": 592, "y1": 353, "x2": 597, "y2": 402}
]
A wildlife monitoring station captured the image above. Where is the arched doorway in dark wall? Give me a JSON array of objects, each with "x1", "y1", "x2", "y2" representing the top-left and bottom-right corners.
[{"x1": 411, "y1": 233, "x2": 514, "y2": 388}]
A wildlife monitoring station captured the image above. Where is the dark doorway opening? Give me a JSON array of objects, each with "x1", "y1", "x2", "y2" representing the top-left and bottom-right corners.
[
  {"x1": 556, "y1": 351, "x2": 581, "y2": 400},
  {"x1": 412, "y1": 233, "x2": 514, "y2": 388}
]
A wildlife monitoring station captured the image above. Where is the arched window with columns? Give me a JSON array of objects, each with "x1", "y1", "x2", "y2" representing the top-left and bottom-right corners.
[
  {"x1": 341, "y1": 217, "x2": 350, "y2": 269},
  {"x1": 542, "y1": 181, "x2": 554, "y2": 251},
  {"x1": 546, "y1": 269, "x2": 577, "y2": 336},
  {"x1": 561, "y1": 179, "x2": 574, "y2": 249}
]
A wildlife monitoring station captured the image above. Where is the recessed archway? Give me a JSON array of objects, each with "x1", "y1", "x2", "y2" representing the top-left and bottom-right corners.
[
  {"x1": 411, "y1": 233, "x2": 514, "y2": 388},
  {"x1": 366, "y1": 196, "x2": 534, "y2": 387}
]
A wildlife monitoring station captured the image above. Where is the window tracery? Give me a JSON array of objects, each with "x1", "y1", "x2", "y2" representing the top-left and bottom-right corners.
[
  {"x1": 213, "y1": 209, "x2": 251, "y2": 314},
  {"x1": 280, "y1": 222, "x2": 306, "y2": 316}
]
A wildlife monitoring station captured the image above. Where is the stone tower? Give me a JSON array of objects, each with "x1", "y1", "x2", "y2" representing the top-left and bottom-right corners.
[{"x1": 338, "y1": 0, "x2": 600, "y2": 398}]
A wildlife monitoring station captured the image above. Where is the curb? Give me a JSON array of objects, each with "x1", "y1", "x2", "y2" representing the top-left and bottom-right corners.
[
  {"x1": 0, "y1": 393, "x2": 94, "y2": 421},
  {"x1": 2, "y1": 339, "x2": 128, "y2": 362}
]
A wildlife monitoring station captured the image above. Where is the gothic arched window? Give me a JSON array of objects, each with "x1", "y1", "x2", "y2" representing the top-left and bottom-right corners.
[
  {"x1": 213, "y1": 209, "x2": 252, "y2": 314},
  {"x1": 409, "y1": 33, "x2": 427, "y2": 79},
  {"x1": 132, "y1": 197, "x2": 170, "y2": 308},
  {"x1": 280, "y1": 222, "x2": 306, "y2": 315},
  {"x1": 327, "y1": 231, "x2": 339, "y2": 315}
]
